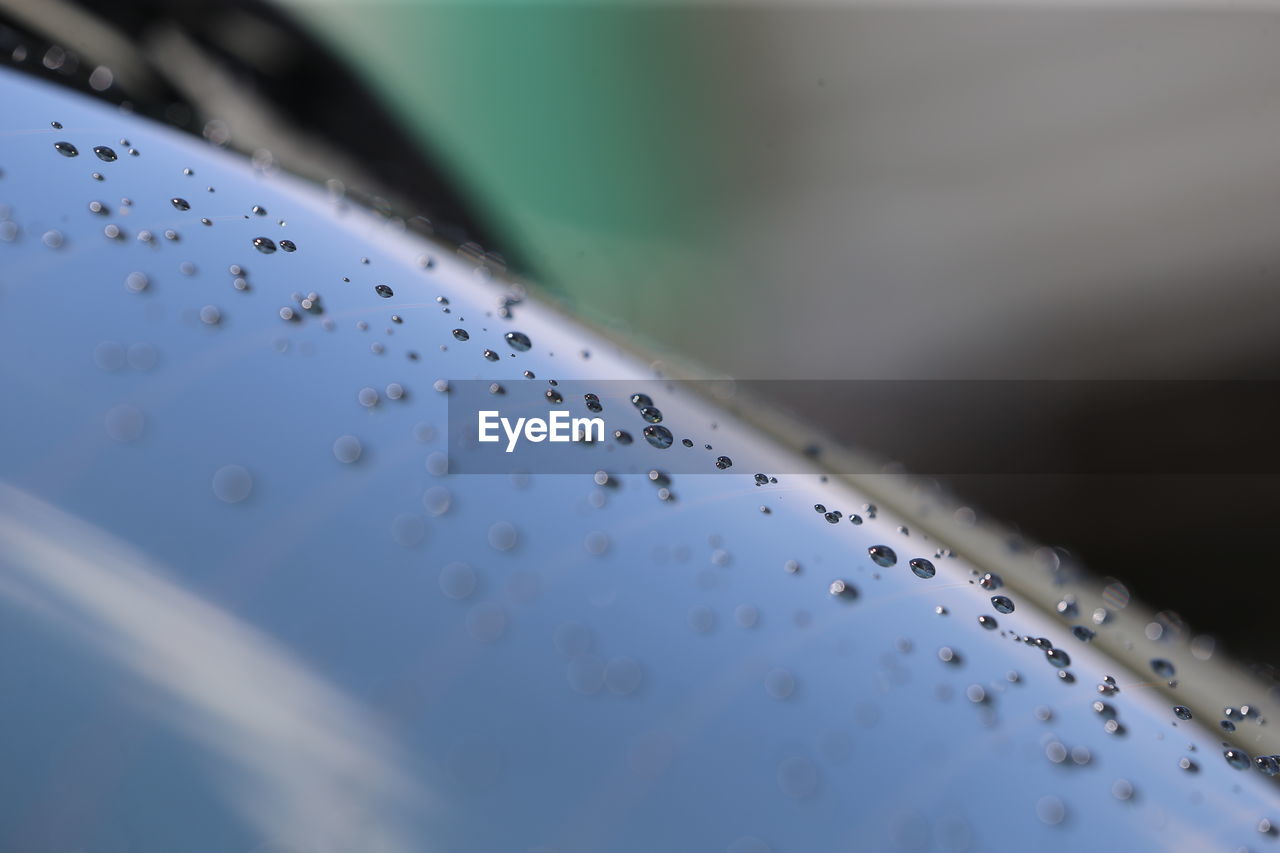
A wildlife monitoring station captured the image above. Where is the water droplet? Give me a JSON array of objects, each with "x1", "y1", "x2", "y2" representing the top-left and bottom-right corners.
[
  {"x1": 253, "y1": 236, "x2": 276, "y2": 254},
  {"x1": 357, "y1": 387, "x2": 379, "y2": 407},
  {"x1": 92, "y1": 145, "x2": 117, "y2": 162},
  {"x1": 630, "y1": 393, "x2": 653, "y2": 408},
  {"x1": 765, "y1": 668, "x2": 797, "y2": 700},
  {"x1": 505, "y1": 331, "x2": 532, "y2": 351},
  {"x1": 439, "y1": 562, "x2": 477, "y2": 600},
  {"x1": 374, "y1": 284, "x2": 394, "y2": 298},
  {"x1": 829, "y1": 579, "x2": 857, "y2": 599},
  {"x1": 1072, "y1": 626, "x2": 1095, "y2": 642},
  {"x1": 714, "y1": 455, "x2": 733, "y2": 469},
  {"x1": 991, "y1": 595, "x2": 1015, "y2": 614},
  {"x1": 53, "y1": 141, "x2": 78, "y2": 157},
  {"x1": 170, "y1": 197, "x2": 190, "y2": 210},
  {"x1": 1035, "y1": 796, "x2": 1066, "y2": 826},
  {"x1": 1045, "y1": 648, "x2": 1071, "y2": 668},
  {"x1": 252, "y1": 205, "x2": 267, "y2": 216},
  {"x1": 1224, "y1": 749, "x2": 1252, "y2": 770},
  {"x1": 279, "y1": 239, "x2": 296, "y2": 252},
  {"x1": 1254, "y1": 755, "x2": 1280, "y2": 776},
  {"x1": 450, "y1": 328, "x2": 470, "y2": 341},
  {"x1": 978, "y1": 614, "x2": 999, "y2": 630},
  {"x1": 909, "y1": 558, "x2": 935, "y2": 579},
  {"x1": 1150, "y1": 658, "x2": 1175, "y2": 678},
  {"x1": 639, "y1": 406, "x2": 663, "y2": 424},
  {"x1": 613, "y1": 430, "x2": 633, "y2": 445},
  {"x1": 868, "y1": 545, "x2": 897, "y2": 567},
  {"x1": 332, "y1": 435, "x2": 362, "y2": 464},
  {"x1": 211, "y1": 465, "x2": 253, "y2": 503},
  {"x1": 978, "y1": 572, "x2": 1003, "y2": 590},
  {"x1": 199, "y1": 305, "x2": 221, "y2": 326},
  {"x1": 482, "y1": 349, "x2": 499, "y2": 361},
  {"x1": 1173, "y1": 705, "x2": 1192, "y2": 720},
  {"x1": 643, "y1": 425, "x2": 674, "y2": 449},
  {"x1": 488, "y1": 521, "x2": 518, "y2": 551},
  {"x1": 104, "y1": 404, "x2": 145, "y2": 442}
]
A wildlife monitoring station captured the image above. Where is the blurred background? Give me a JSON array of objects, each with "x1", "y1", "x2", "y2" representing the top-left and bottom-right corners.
[{"x1": 4, "y1": 0, "x2": 1279, "y2": 660}]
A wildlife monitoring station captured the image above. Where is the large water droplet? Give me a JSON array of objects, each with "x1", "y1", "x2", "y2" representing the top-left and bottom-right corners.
[
  {"x1": 868, "y1": 545, "x2": 897, "y2": 567},
  {"x1": 1224, "y1": 749, "x2": 1252, "y2": 770},
  {"x1": 1173, "y1": 705, "x2": 1192, "y2": 721},
  {"x1": 909, "y1": 558, "x2": 935, "y2": 579},
  {"x1": 991, "y1": 595, "x2": 1015, "y2": 614},
  {"x1": 253, "y1": 236, "x2": 276, "y2": 254},
  {"x1": 92, "y1": 145, "x2": 117, "y2": 162},
  {"x1": 505, "y1": 331, "x2": 532, "y2": 351},
  {"x1": 170, "y1": 197, "x2": 190, "y2": 210},
  {"x1": 375, "y1": 284, "x2": 394, "y2": 298},
  {"x1": 1045, "y1": 648, "x2": 1071, "y2": 668},
  {"x1": 643, "y1": 425, "x2": 674, "y2": 449},
  {"x1": 53, "y1": 141, "x2": 78, "y2": 157}
]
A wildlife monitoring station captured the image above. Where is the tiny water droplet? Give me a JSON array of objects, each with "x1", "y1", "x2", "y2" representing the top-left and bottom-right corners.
[
  {"x1": 170, "y1": 197, "x2": 190, "y2": 210},
  {"x1": 92, "y1": 145, "x2": 117, "y2": 162},
  {"x1": 253, "y1": 236, "x2": 276, "y2": 254},
  {"x1": 54, "y1": 141, "x2": 78, "y2": 157},
  {"x1": 375, "y1": 284, "x2": 394, "y2": 298},
  {"x1": 452, "y1": 329, "x2": 470, "y2": 341},
  {"x1": 279, "y1": 239, "x2": 296, "y2": 252},
  {"x1": 991, "y1": 595, "x2": 1015, "y2": 614}
]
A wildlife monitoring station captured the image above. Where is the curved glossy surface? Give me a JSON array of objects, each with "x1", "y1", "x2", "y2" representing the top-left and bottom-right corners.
[{"x1": 0, "y1": 69, "x2": 1275, "y2": 852}]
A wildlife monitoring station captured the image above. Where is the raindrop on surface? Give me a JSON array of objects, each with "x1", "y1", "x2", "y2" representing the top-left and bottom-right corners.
[
  {"x1": 643, "y1": 425, "x2": 674, "y2": 449},
  {"x1": 1220, "y1": 719, "x2": 1236, "y2": 732},
  {"x1": 452, "y1": 329, "x2": 470, "y2": 341},
  {"x1": 977, "y1": 614, "x2": 998, "y2": 630},
  {"x1": 199, "y1": 305, "x2": 221, "y2": 326},
  {"x1": 604, "y1": 657, "x2": 643, "y2": 695},
  {"x1": 104, "y1": 404, "x2": 145, "y2": 443},
  {"x1": 1045, "y1": 648, "x2": 1071, "y2": 668},
  {"x1": 1072, "y1": 626, "x2": 1095, "y2": 642},
  {"x1": 53, "y1": 141, "x2": 78, "y2": 157},
  {"x1": 488, "y1": 521, "x2": 518, "y2": 552},
  {"x1": 1224, "y1": 749, "x2": 1252, "y2": 770},
  {"x1": 1173, "y1": 705, "x2": 1193, "y2": 721},
  {"x1": 170, "y1": 197, "x2": 190, "y2": 210},
  {"x1": 332, "y1": 435, "x2": 362, "y2": 464},
  {"x1": 765, "y1": 668, "x2": 797, "y2": 700},
  {"x1": 868, "y1": 545, "x2": 897, "y2": 567},
  {"x1": 714, "y1": 455, "x2": 733, "y2": 469},
  {"x1": 252, "y1": 205, "x2": 267, "y2": 216},
  {"x1": 1035, "y1": 796, "x2": 1066, "y2": 827},
  {"x1": 908, "y1": 558, "x2": 935, "y2": 579},
  {"x1": 613, "y1": 430, "x2": 633, "y2": 445},
  {"x1": 211, "y1": 465, "x2": 253, "y2": 503},
  {"x1": 42, "y1": 230, "x2": 64, "y2": 249},
  {"x1": 1151, "y1": 658, "x2": 1176, "y2": 679},
  {"x1": 630, "y1": 393, "x2": 653, "y2": 408},
  {"x1": 375, "y1": 284, "x2": 394, "y2": 298},
  {"x1": 991, "y1": 595, "x2": 1015, "y2": 614},
  {"x1": 978, "y1": 572, "x2": 1003, "y2": 590},
  {"x1": 252, "y1": 236, "x2": 276, "y2": 254},
  {"x1": 1255, "y1": 755, "x2": 1280, "y2": 776},
  {"x1": 824, "y1": 511, "x2": 841, "y2": 524},
  {"x1": 505, "y1": 331, "x2": 532, "y2": 351},
  {"x1": 482, "y1": 349, "x2": 499, "y2": 362},
  {"x1": 1056, "y1": 597, "x2": 1078, "y2": 617},
  {"x1": 639, "y1": 406, "x2": 663, "y2": 423},
  {"x1": 279, "y1": 240, "x2": 296, "y2": 252},
  {"x1": 584, "y1": 393, "x2": 603, "y2": 412},
  {"x1": 92, "y1": 145, "x2": 117, "y2": 162},
  {"x1": 439, "y1": 562, "x2": 477, "y2": 600},
  {"x1": 828, "y1": 579, "x2": 857, "y2": 600},
  {"x1": 357, "y1": 387, "x2": 379, "y2": 408}
]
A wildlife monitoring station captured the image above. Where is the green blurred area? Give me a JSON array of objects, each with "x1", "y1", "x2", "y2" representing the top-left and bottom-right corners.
[{"x1": 283, "y1": 1, "x2": 733, "y2": 344}]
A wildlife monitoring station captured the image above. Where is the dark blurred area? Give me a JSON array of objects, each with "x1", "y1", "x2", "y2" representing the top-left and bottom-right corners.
[{"x1": 4, "y1": 0, "x2": 1279, "y2": 665}]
